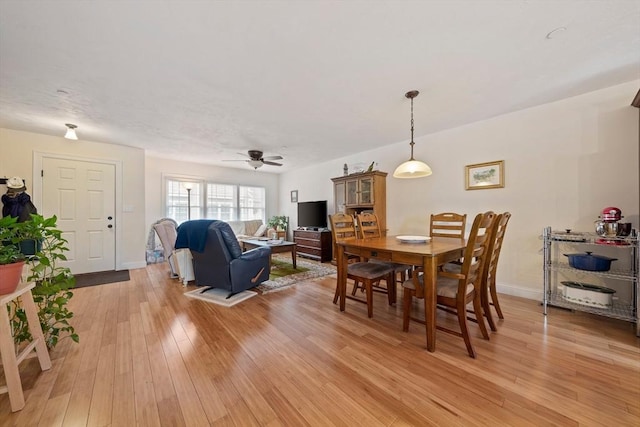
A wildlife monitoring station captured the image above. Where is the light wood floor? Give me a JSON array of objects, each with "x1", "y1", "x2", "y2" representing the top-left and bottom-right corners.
[{"x1": 1, "y1": 262, "x2": 639, "y2": 426}]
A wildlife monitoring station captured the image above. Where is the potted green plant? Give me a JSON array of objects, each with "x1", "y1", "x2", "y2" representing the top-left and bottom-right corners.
[
  {"x1": 8, "y1": 214, "x2": 78, "y2": 349},
  {"x1": 0, "y1": 215, "x2": 27, "y2": 295},
  {"x1": 267, "y1": 215, "x2": 288, "y2": 231}
]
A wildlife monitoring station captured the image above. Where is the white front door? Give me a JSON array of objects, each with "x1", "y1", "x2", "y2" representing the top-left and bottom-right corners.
[{"x1": 41, "y1": 157, "x2": 116, "y2": 274}]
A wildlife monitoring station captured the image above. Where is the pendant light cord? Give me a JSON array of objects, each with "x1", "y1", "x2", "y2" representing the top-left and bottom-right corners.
[{"x1": 409, "y1": 96, "x2": 415, "y2": 160}]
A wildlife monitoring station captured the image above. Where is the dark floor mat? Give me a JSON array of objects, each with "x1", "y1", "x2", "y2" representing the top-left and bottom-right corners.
[{"x1": 74, "y1": 270, "x2": 130, "y2": 288}]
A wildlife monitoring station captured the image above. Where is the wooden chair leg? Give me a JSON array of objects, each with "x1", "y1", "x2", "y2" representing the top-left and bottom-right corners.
[
  {"x1": 386, "y1": 274, "x2": 396, "y2": 305},
  {"x1": 490, "y1": 283, "x2": 504, "y2": 319},
  {"x1": 457, "y1": 300, "x2": 476, "y2": 359},
  {"x1": 482, "y1": 286, "x2": 497, "y2": 332},
  {"x1": 351, "y1": 280, "x2": 361, "y2": 296},
  {"x1": 365, "y1": 280, "x2": 374, "y2": 318},
  {"x1": 391, "y1": 274, "x2": 397, "y2": 304},
  {"x1": 398, "y1": 269, "x2": 406, "y2": 284},
  {"x1": 473, "y1": 295, "x2": 490, "y2": 340},
  {"x1": 402, "y1": 288, "x2": 414, "y2": 331}
]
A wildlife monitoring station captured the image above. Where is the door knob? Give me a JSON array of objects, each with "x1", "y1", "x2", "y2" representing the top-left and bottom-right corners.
[
  {"x1": 107, "y1": 216, "x2": 113, "y2": 220},
  {"x1": 108, "y1": 224, "x2": 113, "y2": 229}
]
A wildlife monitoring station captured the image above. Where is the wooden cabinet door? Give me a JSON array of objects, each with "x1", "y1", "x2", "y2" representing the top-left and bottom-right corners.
[
  {"x1": 334, "y1": 181, "x2": 346, "y2": 212},
  {"x1": 345, "y1": 179, "x2": 358, "y2": 206},
  {"x1": 359, "y1": 176, "x2": 374, "y2": 205}
]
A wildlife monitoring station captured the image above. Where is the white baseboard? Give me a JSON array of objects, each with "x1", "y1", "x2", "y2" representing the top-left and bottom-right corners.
[
  {"x1": 496, "y1": 282, "x2": 543, "y2": 301},
  {"x1": 120, "y1": 261, "x2": 147, "y2": 270}
]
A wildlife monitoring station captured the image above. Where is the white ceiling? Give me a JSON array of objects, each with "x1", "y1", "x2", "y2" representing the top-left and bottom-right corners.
[{"x1": 1, "y1": 1, "x2": 639, "y2": 173}]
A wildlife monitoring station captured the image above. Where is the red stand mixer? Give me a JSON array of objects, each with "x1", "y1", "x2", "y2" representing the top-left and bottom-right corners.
[{"x1": 594, "y1": 207, "x2": 632, "y2": 243}]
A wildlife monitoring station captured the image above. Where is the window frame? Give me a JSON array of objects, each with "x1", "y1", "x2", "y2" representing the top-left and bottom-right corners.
[{"x1": 163, "y1": 175, "x2": 266, "y2": 224}]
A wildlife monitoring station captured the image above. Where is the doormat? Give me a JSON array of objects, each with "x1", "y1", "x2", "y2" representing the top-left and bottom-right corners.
[
  {"x1": 183, "y1": 287, "x2": 257, "y2": 307},
  {"x1": 256, "y1": 256, "x2": 336, "y2": 294},
  {"x1": 73, "y1": 270, "x2": 130, "y2": 288}
]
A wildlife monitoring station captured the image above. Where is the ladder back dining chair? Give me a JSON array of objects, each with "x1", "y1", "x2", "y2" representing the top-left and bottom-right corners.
[
  {"x1": 430, "y1": 212, "x2": 467, "y2": 270},
  {"x1": 430, "y1": 212, "x2": 467, "y2": 239},
  {"x1": 357, "y1": 212, "x2": 410, "y2": 284},
  {"x1": 403, "y1": 211, "x2": 497, "y2": 358},
  {"x1": 443, "y1": 211, "x2": 512, "y2": 331},
  {"x1": 330, "y1": 213, "x2": 396, "y2": 318},
  {"x1": 484, "y1": 211, "x2": 511, "y2": 324}
]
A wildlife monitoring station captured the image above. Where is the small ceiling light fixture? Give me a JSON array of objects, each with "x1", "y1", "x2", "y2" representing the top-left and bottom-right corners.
[
  {"x1": 248, "y1": 160, "x2": 263, "y2": 169},
  {"x1": 64, "y1": 123, "x2": 78, "y2": 140},
  {"x1": 393, "y1": 90, "x2": 432, "y2": 179}
]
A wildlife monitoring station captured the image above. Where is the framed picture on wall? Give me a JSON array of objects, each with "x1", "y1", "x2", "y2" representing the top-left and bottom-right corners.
[
  {"x1": 290, "y1": 190, "x2": 298, "y2": 203},
  {"x1": 465, "y1": 160, "x2": 504, "y2": 190}
]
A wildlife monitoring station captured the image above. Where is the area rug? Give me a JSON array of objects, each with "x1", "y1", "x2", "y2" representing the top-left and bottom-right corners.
[
  {"x1": 269, "y1": 258, "x2": 309, "y2": 279},
  {"x1": 257, "y1": 255, "x2": 336, "y2": 294},
  {"x1": 74, "y1": 269, "x2": 130, "y2": 288},
  {"x1": 184, "y1": 287, "x2": 257, "y2": 307}
]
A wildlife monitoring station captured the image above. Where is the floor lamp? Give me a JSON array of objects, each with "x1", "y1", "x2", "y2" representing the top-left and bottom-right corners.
[{"x1": 183, "y1": 182, "x2": 193, "y2": 221}]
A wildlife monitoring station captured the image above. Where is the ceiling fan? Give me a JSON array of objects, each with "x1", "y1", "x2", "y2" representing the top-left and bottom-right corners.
[{"x1": 223, "y1": 150, "x2": 283, "y2": 169}]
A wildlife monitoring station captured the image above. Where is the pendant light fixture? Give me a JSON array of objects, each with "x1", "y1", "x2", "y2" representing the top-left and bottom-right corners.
[
  {"x1": 64, "y1": 123, "x2": 78, "y2": 140},
  {"x1": 393, "y1": 90, "x2": 432, "y2": 178}
]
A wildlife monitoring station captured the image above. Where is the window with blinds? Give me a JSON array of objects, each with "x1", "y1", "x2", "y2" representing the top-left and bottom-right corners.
[
  {"x1": 165, "y1": 178, "x2": 265, "y2": 224},
  {"x1": 239, "y1": 186, "x2": 266, "y2": 220}
]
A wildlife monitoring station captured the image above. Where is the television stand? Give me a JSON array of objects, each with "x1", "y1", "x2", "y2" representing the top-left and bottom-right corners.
[{"x1": 293, "y1": 229, "x2": 332, "y2": 262}]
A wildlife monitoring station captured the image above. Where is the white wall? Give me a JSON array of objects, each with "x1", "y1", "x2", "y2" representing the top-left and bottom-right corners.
[
  {"x1": 0, "y1": 128, "x2": 147, "y2": 270},
  {"x1": 144, "y1": 156, "x2": 280, "y2": 234},
  {"x1": 279, "y1": 80, "x2": 640, "y2": 300},
  {"x1": 3, "y1": 81, "x2": 636, "y2": 295}
]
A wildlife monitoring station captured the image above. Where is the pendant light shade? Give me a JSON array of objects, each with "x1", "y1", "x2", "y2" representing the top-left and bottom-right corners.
[
  {"x1": 64, "y1": 123, "x2": 78, "y2": 140},
  {"x1": 393, "y1": 91, "x2": 432, "y2": 179},
  {"x1": 393, "y1": 159, "x2": 432, "y2": 178}
]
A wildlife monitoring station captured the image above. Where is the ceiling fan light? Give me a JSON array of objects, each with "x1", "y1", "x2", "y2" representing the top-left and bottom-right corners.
[
  {"x1": 248, "y1": 160, "x2": 263, "y2": 169},
  {"x1": 393, "y1": 159, "x2": 432, "y2": 178},
  {"x1": 64, "y1": 123, "x2": 78, "y2": 140}
]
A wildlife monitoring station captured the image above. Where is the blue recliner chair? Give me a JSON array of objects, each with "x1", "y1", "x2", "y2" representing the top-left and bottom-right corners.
[{"x1": 175, "y1": 220, "x2": 271, "y2": 297}]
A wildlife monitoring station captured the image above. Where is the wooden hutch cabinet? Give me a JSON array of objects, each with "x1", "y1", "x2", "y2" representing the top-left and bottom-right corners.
[{"x1": 330, "y1": 170, "x2": 387, "y2": 260}]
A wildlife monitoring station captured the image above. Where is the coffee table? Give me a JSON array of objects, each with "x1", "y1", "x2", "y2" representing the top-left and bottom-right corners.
[{"x1": 242, "y1": 239, "x2": 297, "y2": 269}]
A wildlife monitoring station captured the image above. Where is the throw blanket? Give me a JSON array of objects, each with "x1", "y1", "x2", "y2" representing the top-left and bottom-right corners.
[{"x1": 175, "y1": 219, "x2": 219, "y2": 253}]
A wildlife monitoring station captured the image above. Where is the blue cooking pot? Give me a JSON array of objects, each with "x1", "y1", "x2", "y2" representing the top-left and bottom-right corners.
[{"x1": 563, "y1": 251, "x2": 617, "y2": 271}]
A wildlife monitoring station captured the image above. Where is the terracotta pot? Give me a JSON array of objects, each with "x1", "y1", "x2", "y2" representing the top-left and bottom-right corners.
[{"x1": 0, "y1": 260, "x2": 25, "y2": 295}]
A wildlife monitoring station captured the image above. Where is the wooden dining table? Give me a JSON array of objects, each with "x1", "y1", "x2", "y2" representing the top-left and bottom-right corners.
[{"x1": 335, "y1": 235, "x2": 466, "y2": 352}]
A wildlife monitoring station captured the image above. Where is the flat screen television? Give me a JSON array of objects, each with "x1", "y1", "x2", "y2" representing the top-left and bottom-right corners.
[{"x1": 297, "y1": 200, "x2": 328, "y2": 229}]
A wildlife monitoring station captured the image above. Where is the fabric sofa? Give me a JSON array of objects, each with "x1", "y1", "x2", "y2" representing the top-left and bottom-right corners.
[{"x1": 227, "y1": 219, "x2": 269, "y2": 241}]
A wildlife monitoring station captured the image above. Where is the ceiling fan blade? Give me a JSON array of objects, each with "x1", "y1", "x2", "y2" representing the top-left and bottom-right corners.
[
  {"x1": 263, "y1": 155, "x2": 283, "y2": 161},
  {"x1": 262, "y1": 161, "x2": 282, "y2": 166},
  {"x1": 222, "y1": 159, "x2": 249, "y2": 162}
]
